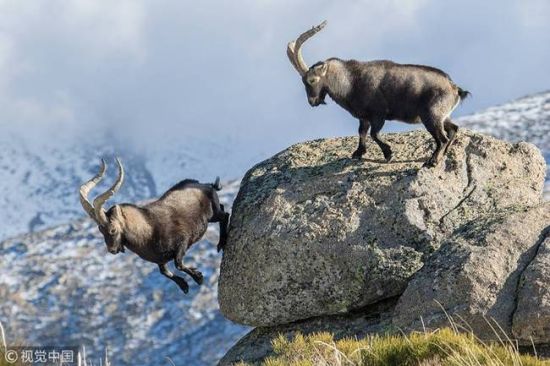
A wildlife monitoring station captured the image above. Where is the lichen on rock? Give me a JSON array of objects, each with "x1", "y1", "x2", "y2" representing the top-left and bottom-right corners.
[
  {"x1": 219, "y1": 130, "x2": 546, "y2": 327},
  {"x1": 513, "y1": 234, "x2": 550, "y2": 343},
  {"x1": 392, "y1": 203, "x2": 550, "y2": 341}
]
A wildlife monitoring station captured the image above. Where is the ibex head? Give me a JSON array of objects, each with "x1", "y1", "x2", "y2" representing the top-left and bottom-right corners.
[
  {"x1": 79, "y1": 158, "x2": 126, "y2": 254},
  {"x1": 287, "y1": 21, "x2": 329, "y2": 107}
]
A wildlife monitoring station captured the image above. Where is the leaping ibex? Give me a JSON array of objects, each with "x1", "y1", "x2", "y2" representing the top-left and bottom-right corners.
[
  {"x1": 287, "y1": 21, "x2": 470, "y2": 167},
  {"x1": 79, "y1": 158, "x2": 229, "y2": 294}
]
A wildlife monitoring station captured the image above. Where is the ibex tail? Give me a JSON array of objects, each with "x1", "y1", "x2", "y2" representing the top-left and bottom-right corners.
[
  {"x1": 212, "y1": 177, "x2": 222, "y2": 191},
  {"x1": 458, "y1": 87, "x2": 471, "y2": 101}
]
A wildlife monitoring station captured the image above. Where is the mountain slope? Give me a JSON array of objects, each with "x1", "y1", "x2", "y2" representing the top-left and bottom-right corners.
[
  {"x1": 0, "y1": 181, "x2": 249, "y2": 366},
  {"x1": 458, "y1": 91, "x2": 550, "y2": 149},
  {"x1": 457, "y1": 90, "x2": 549, "y2": 198},
  {"x1": 0, "y1": 133, "x2": 156, "y2": 240},
  {"x1": 0, "y1": 132, "x2": 250, "y2": 241}
]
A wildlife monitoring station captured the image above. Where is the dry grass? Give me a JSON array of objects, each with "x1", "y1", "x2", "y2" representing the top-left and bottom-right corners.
[
  {"x1": 0, "y1": 321, "x2": 111, "y2": 366},
  {"x1": 237, "y1": 327, "x2": 549, "y2": 366},
  {"x1": 0, "y1": 321, "x2": 21, "y2": 366}
]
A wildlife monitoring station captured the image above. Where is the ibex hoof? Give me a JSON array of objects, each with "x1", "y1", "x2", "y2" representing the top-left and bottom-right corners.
[
  {"x1": 183, "y1": 267, "x2": 203, "y2": 285},
  {"x1": 179, "y1": 283, "x2": 189, "y2": 294},
  {"x1": 351, "y1": 149, "x2": 365, "y2": 159},
  {"x1": 192, "y1": 271, "x2": 204, "y2": 286}
]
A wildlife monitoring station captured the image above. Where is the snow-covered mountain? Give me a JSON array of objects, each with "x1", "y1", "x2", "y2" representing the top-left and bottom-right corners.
[
  {"x1": 458, "y1": 91, "x2": 550, "y2": 150},
  {"x1": 0, "y1": 131, "x2": 253, "y2": 241},
  {"x1": 458, "y1": 90, "x2": 550, "y2": 199},
  {"x1": 0, "y1": 181, "x2": 249, "y2": 366},
  {"x1": 0, "y1": 134, "x2": 154, "y2": 240}
]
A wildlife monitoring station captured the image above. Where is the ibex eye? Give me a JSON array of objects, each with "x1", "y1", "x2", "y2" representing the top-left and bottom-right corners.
[{"x1": 109, "y1": 228, "x2": 117, "y2": 235}]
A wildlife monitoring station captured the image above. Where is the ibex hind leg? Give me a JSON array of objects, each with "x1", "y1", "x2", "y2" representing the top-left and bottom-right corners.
[
  {"x1": 443, "y1": 118, "x2": 459, "y2": 155},
  {"x1": 159, "y1": 263, "x2": 189, "y2": 294},
  {"x1": 175, "y1": 245, "x2": 203, "y2": 285},
  {"x1": 214, "y1": 204, "x2": 229, "y2": 252},
  {"x1": 208, "y1": 192, "x2": 230, "y2": 252},
  {"x1": 208, "y1": 191, "x2": 224, "y2": 223},
  {"x1": 422, "y1": 114, "x2": 449, "y2": 168}
]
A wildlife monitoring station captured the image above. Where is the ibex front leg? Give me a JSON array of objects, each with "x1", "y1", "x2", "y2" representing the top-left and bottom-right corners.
[
  {"x1": 352, "y1": 119, "x2": 370, "y2": 159},
  {"x1": 159, "y1": 263, "x2": 189, "y2": 294},
  {"x1": 370, "y1": 118, "x2": 393, "y2": 162},
  {"x1": 175, "y1": 244, "x2": 203, "y2": 285}
]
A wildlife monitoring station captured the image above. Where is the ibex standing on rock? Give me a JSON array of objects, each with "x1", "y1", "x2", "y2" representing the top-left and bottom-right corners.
[
  {"x1": 287, "y1": 21, "x2": 470, "y2": 167},
  {"x1": 79, "y1": 158, "x2": 229, "y2": 294}
]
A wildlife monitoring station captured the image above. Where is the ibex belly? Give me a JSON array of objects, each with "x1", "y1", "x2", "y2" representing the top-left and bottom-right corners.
[
  {"x1": 130, "y1": 245, "x2": 175, "y2": 264},
  {"x1": 187, "y1": 218, "x2": 209, "y2": 247}
]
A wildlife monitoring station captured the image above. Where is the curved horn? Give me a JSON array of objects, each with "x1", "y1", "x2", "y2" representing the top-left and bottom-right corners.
[
  {"x1": 287, "y1": 20, "x2": 327, "y2": 76},
  {"x1": 286, "y1": 41, "x2": 301, "y2": 74},
  {"x1": 93, "y1": 157, "x2": 125, "y2": 227},
  {"x1": 79, "y1": 159, "x2": 107, "y2": 221}
]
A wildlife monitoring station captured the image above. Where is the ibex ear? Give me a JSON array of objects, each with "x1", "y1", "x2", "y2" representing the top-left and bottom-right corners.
[{"x1": 313, "y1": 62, "x2": 328, "y2": 77}]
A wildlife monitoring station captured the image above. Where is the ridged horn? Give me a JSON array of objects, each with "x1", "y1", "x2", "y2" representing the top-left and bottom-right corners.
[
  {"x1": 79, "y1": 159, "x2": 106, "y2": 221},
  {"x1": 92, "y1": 158, "x2": 125, "y2": 227},
  {"x1": 286, "y1": 20, "x2": 327, "y2": 76}
]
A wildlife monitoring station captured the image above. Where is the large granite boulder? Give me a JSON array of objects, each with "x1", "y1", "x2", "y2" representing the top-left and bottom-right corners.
[
  {"x1": 219, "y1": 130, "x2": 546, "y2": 326},
  {"x1": 392, "y1": 203, "x2": 550, "y2": 341},
  {"x1": 513, "y1": 233, "x2": 550, "y2": 343}
]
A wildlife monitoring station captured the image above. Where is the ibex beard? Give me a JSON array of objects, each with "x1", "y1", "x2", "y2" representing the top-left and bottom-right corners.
[
  {"x1": 287, "y1": 21, "x2": 470, "y2": 167},
  {"x1": 79, "y1": 158, "x2": 229, "y2": 294}
]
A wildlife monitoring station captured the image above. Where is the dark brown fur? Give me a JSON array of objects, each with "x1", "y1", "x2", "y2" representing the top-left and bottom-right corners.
[
  {"x1": 302, "y1": 58, "x2": 469, "y2": 166},
  {"x1": 101, "y1": 179, "x2": 229, "y2": 294}
]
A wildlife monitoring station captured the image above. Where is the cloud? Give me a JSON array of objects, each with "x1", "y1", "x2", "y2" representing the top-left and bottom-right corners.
[
  {"x1": 515, "y1": 0, "x2": 550, "y2": 28},
  {"x1": 0, "y1": 0, "x2": 146, "y2": 134},
  {"x1": 0, "y1": 0, "x2": 548, "y2": 163}
]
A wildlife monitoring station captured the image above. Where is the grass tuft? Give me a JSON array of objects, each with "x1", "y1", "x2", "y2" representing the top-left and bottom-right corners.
[{"x1": 238, "y1": 327, "x2": 549, "y2": 366}]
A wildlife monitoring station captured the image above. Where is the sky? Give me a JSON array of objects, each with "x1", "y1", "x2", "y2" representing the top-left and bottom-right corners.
[{"x1": 0, "y1": 0, "x2": 549, "y2": 177}]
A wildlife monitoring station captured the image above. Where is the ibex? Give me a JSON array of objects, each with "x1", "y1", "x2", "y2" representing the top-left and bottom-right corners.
[
  {"x1": 79, "y1": 158, "x2": 229, "y2": 294},
  {"x1": 287, "y1": 21, "x2": 470, "y2": 167}
]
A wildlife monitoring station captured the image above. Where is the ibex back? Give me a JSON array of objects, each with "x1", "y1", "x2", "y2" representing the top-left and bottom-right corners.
[{"x1": 287, "y1": 21, "x2": 470, "y2": 167}]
